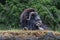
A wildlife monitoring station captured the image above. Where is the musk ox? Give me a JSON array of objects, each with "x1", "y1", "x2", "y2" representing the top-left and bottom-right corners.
[{"x1": 20, "y1": 8, "x2": 50, "y2": 30}]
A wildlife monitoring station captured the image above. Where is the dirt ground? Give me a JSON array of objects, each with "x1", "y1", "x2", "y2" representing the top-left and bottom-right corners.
[{"x1": 0, "y1": 30, "x2": 60, "y2": 40}]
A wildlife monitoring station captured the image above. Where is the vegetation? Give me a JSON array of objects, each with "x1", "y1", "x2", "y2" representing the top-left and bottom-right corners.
[{"x1": 0, "y1": 0, "x2": 60, "y2": 31}]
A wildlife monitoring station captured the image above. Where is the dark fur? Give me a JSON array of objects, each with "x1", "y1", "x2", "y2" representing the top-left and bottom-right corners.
[
  {"x1": 20, "y1": 8, "x2": 37, "y2": 29},
  {"x1": 20, "y1": 8, "x2": 50, "y2": 30}
]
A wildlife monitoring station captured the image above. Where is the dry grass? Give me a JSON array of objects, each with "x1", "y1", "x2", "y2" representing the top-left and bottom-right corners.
[
  {"x1": 0, "y1": 30, "x2": 59, "y2": 35},
  {"x1": 0, "y1": 30, "x2": 59, "y2": 38}
]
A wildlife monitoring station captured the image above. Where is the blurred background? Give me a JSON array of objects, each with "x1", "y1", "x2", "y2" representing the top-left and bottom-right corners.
[{"x1": 0, "y1": 0, "x2": 60, "y2": 31}]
